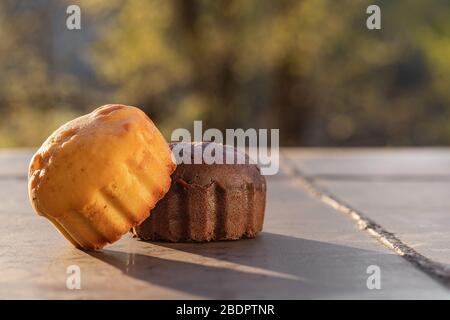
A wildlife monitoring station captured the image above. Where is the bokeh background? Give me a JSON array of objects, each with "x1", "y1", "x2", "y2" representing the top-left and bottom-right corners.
[{"x1": 0, "y1": 0, "x2": 449, "y2": 147}]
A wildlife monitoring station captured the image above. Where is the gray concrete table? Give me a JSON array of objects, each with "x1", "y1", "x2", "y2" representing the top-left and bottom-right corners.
[{"x1": 1, "y1": 148, "x2": 450, "y2": 299}]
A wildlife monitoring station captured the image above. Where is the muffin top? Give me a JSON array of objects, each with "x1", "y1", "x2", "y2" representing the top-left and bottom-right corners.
[
  {"x1": 170, "y1": 142, "x2": 265, "y2": 190},
  {"x1": 29, "y1": 104, "x2": 175, "y2": 218}
]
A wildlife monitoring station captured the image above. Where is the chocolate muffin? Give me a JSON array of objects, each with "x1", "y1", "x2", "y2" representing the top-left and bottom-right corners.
[{"x1": 133, "y1": 142, "x2": 266, "y2": 242}]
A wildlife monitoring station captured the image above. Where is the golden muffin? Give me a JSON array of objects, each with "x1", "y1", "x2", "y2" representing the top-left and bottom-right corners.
[{"x1": 28, "y1": 104, "x2": 176, "y2": 250}]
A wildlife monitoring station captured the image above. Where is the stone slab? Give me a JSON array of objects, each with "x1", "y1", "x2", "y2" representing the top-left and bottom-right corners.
[{"x1": 0, "y1": 149, "x2": 448, "y2": 299}]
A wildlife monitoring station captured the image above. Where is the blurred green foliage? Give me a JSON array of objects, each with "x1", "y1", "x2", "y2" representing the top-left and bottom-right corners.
[{"x1": 1, "y1": 0, "x2": 450, "y2": 147}]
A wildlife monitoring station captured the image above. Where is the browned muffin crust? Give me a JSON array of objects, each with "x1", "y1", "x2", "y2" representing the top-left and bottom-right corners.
[{"x1": 133, "y1": 142, "x2": 266, "y2": 242}]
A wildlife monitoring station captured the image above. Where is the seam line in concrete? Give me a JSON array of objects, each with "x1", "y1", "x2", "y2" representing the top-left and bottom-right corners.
[{"x1": 281, "y1": 152, "x2": 450, "y2": 288}]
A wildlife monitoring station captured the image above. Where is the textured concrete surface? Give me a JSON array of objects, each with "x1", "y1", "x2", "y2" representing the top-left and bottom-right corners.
[
  {"x1": 306, "y1": 179, "x2": 450, "y2": 266},
  {"x1": 0, "y1": 149, "x2": 449, "y2": 299},
  {"x1": 285, "y1": 148, "x2": 450, "y2": 287}
]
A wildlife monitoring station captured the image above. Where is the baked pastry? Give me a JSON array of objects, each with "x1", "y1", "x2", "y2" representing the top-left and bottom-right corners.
[
  {"x1": 133, "y1": 142, "x2": 266, "y2": 242},
  {"x1": 28, "y1": 104, "x2": 176, "y2": 250}
]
